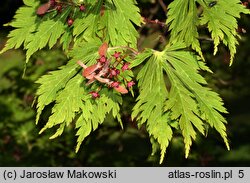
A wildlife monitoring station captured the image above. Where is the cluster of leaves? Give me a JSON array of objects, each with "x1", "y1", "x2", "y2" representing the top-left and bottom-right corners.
[
  {"x1": 167, "y1": 0, "x2": 249, "y2": 64},
  {"x1": 1, "y1": 0, "x2": 249, "y2": 163}
]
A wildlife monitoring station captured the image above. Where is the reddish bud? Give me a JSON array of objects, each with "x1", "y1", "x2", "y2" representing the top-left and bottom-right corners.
[
  {"x1": 114, "y1": 85, "x2": 128, "y2": 94},
  {"x1": 122, "y1": 63, "x2": 130, "y2": 71},
  {"x1": 100, "y1": 5, "x2": 105, "y2": 16},
  {"x1": 98, "y1": 56, "x2": 107, "y2": 63},
  {"x1": 113, "y1": 51, "x2": 121, "y2": 59},
  {"x1": 56, "y1": 4, "x2": 62, "y2": 13},
  {"x1": 67, "y1": 18, "x2": 74, "y2": 26},
  {"x1": 110, "y1": 69, "x2": 117, "y2": 76},
  {"x1": 50, "y1": 0, "x2": 56, "y2": 7},
  {"x1": 111, "y1": 81, "x2": 120, "y2": 88},
  {"x1": 80, "y1": 4, "x2": 86, "y2": 11},
  {"x1": 110, "y1": 68, "x2": 120, "y2": 76},
  {"x1": 98, "y1": 42, "x2": 108, "y2": 57},
  {"x1": 90, "y1": 91, "x2": 100, "y2": 99},
  {"x1": 242, "y1": 2, "x2": 248, "y2": 7},
  {"x1": 127, "y1": 81, "x2": 135, "y2": 88},
  {"x1": 115, "y1": 69, "x2": 120, "y2": 75},
  {"x1": 36, "y1": 3, "x2": 50, "y2": 16}
]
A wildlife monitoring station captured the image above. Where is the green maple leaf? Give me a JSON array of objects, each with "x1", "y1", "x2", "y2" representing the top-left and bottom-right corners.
[
  {"x1": 167, "y1": 0, "x2": 203, "y2": 58},
  {"x1": 102, "y1": 0, "x2": 141, "y2": 48},
  {"x1": 35, "y1": 61, "x2": 79, "y2": 124},
  {"x1": 131, "y1": 50, "x2": 173, "y2": 163},
  {"x1": 132, "y1": 42, "x2": 229, "y2": 162},
  {"x1": 163, "y1": 42, "x2": 229, "y2": 157},
  {"x1": 75, "y1": 89, "x2": 122, "y2": 152},
  {"x1": 39, "y1": 74, "x2": 87, "y2": 136},
  {"x1": 167, "y1": 0, "x2": 250, "y2": 64},
  {"x1": 73, "y1": 1, "x2": 102, "y2": 41},
  {"x1": 25, "y1": 7, "x2": 71, "y2": 62},
  {"x1": 36, "y1": 41, "x2": 125, "y2": 152},
  {"x1": 198, "y1": 0, "x2": 250, "y2": 65},
  {"x1": 0, "y1": 0, "x2": 39, "y2": 54}
]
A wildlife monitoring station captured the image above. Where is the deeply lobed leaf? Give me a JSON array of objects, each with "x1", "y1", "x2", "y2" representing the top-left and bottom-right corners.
[
  {"x1": 132, "y1": 50, "x2": 173, "y2": 163},
  {"x1": 167, "y1": 0, "x2": 202, "y2": 58},
  {"x1": 102, "y1": 0, "x2": 141, "y2": 48},
  {"x1": 167, "y1": 0, "x2": 250, "y2": 64},
  {"x1": 198, "y1": 0, "x2": 250, "y2": 65},
  {"x1": 0, "y1": 0, "x2": 39, "y2": 54},
  {"x1": 132, "y1": 43, "x2": 229, "y2": 162},
  {"x1": 35, "y1": 61, "x2": 79, "y2": 124}
]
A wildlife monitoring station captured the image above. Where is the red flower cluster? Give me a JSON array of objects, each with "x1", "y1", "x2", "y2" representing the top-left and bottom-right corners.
[{"x1": 77, "y1": 43, "x2": 135, "y2": 99}]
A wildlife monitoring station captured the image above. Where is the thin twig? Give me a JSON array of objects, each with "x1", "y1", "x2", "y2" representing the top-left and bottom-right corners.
[
  {"x1": 142, "y1": 17, "x2": 166, "y2": 27},
  {"x1": 198, "y1": 37, "x2": 214, "y2": 42},
  {"x1": 158, "y1": 0, "x2": 168, "y2": 14},
  {"x1": 109, "y1": 46, "x2": 139, "y2": 55}
]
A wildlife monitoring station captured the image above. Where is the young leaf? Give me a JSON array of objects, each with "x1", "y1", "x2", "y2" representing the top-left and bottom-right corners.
[
  {"x1": 69, "y1": 40, "x2": 101, "y2": 65},
  {"x1": 133, "y1": 42, "x2": 229, "y2": 161},
  {"x1": 73, "y1": 1, "x2": 102, "y2": 40}
]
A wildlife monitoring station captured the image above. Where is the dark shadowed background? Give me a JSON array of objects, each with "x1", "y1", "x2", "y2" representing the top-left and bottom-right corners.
[{"x1": 0, "y1": 0, "x2": 250, "y2": 166}]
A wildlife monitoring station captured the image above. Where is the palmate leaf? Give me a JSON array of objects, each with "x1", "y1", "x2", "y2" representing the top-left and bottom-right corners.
[
  {"x1": 132, "y1": 43, "x2": 229, "y2": 161},
  {"x1": 25, "y1": 7, "x2": 72, "y2": 62},
  {"x1": 198, "y1": 0, "x2": 250, "y2": 65},
  {"x1": 68, "y1": 40, "x2": 101, "y2": 65},
  {"x1": 167, "y1": 0, "x2": 249, "y2": 64},
  {"x1": 1, "y1": 1, "x2": 74, "y2": 62},
  {"x1": 131, "y1": 50, "x2": 173, "y2": 163},
  {"x1": 102, "y1": 0, "x2": 141, "y2": 48},
  {"x1": 35, "y1": 61, "x2": 79, "y2": 124},
  {"x1": 75, "y1": 90, "x2": 122, "y2": 152},
  {"x1": 39, "y1": 74, "x2": 87, "y2": 135},
  {"x1": 163, "y1": 42, "x2": 229, "y2": 157},
  {"x1": 167, "y1": 0, "x2": 202, "y2": 58},
  {"x1": 0, "y1": 0, "x2": 39, "y2": 54},
  {"x1": 73, "y1": 1, "x2": 102, "y2": 41}
]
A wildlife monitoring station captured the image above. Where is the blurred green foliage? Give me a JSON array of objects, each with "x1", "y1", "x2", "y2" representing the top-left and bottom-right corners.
[{"x1": 0, "y1": 0, "x2": 250, "y2": 166}]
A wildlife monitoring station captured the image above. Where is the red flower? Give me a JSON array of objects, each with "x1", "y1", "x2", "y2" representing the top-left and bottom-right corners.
[
  {"x1": 89, "y1": 91, "x2": 100, "y2": 99},
  {"x1": 110, "y1": 68, "x2": 120, "y2": 77},
  {"x1": 98, "y1": 56, "x2": 107, "y2": 63},
  {"x1": 80, "y1": 5, "x2": 85, "y2": 11},
  {"x1": 111, "y1": 81, "x2": 120, "y2": 88},
  {"x1": 122, "y1": 63, "x2": 130, "y2": 71},
  {"x1": 67, "y1": 18, "x2": 74, "y2": 26},
  {"x1": 113, "y1": 51, "x2": 121, "y2": 59},
  {"x1": 127, "y1": 81, "x2": 135, "y2": 88},
  {"x1": 50, "y1": 0, "x2": 56, "y2": 7}
]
